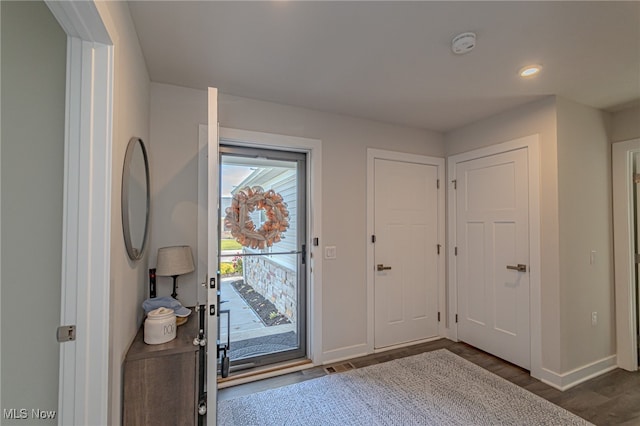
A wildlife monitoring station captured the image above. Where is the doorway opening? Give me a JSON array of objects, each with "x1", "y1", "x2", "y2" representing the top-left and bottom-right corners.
[{"x1": 218, "y1": 145, "x2": 307, "y2": 371}]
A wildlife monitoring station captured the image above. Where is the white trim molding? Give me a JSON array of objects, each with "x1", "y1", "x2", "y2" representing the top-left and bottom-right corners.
[
  {"x1": 206, "y1": 88, "x2": 220, "y2": 426},
  {"x1": 447, "y1": 134, "x2": 542, "y2": 379},
  {"x1": 321, "y1": 343, "x2": 370, "y2": 366},
  {"x1": 366, "y1": 149, "x2": 447, "y2": 352},
  {"x1": 613, "y1": 138, "x2": 640, "y2": 371},
  {"x1": 47, "y1": 2, "x2": 114, "y2": 425},
  {"x1": 539, "y1": 355, "x2": 618, "y2": 391}
]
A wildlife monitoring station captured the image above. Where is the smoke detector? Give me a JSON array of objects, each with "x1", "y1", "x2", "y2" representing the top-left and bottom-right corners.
[{"x1": 451, "y1": 32, "x2": 476, "y2": 55}]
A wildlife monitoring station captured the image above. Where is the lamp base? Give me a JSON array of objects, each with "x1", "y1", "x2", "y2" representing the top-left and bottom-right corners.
[{"x1": 171, "y1": 275, "x2": 179, "y2": 299}]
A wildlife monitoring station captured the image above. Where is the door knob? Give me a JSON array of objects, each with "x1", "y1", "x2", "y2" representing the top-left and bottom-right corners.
[
  {"x1": 506, "y1": 264, "x2": 527, "y2": 272},
  {"x1": 377, "y1": 264, "x2": 392, "y2": 271}
]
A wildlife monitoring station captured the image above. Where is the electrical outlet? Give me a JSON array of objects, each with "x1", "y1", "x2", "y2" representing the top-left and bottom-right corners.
[{"x1": 591, "y1": 311, "x2": 598, "y2": 326}]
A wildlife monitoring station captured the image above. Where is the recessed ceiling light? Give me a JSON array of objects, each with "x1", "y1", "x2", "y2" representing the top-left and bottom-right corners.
[{"x1": 519, "y1": 65, "x2": 542, "y2": 77}]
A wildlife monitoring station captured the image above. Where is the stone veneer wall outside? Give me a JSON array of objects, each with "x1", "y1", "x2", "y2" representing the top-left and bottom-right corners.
[{"x1": 244, "y1": 256, "x2": 297, "y2": 323}]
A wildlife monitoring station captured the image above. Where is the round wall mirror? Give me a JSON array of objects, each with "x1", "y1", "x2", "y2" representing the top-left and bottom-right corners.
[{"x1": 122, "y1": 137, "x2": 150, "y2": 261}]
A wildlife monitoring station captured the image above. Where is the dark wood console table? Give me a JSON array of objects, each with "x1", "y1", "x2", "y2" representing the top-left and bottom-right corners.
[{"x1": 123, "y1": 312, "x2": 200, "y2": 425}]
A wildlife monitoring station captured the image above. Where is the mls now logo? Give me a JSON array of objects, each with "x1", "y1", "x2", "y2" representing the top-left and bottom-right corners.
[{"x1": 4, "y1": 408, "x2": 57, "y2": 420}]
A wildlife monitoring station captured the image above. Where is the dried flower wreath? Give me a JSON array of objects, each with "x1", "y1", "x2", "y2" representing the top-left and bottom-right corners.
[{"x1": 224, "y1": 186, "x2": 290, "y2": 249}]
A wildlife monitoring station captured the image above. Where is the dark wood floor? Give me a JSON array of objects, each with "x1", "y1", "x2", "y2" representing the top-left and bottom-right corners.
[{"x1": 218, "y1": 339, "x2": 640, "y2": 425}]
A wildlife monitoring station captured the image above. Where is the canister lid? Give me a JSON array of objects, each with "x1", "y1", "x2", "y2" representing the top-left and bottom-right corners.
[{"x1": 147, "y1": 307, "x2": 175, "y2": 320}]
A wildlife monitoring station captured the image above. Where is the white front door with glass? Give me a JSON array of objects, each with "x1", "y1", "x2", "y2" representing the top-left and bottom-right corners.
[{"x1": 218, "y1": 145, "x2": 307, "y2": 372}]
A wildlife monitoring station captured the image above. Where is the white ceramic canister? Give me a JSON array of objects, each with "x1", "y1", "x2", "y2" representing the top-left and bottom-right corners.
[{"x1": 144, "y1": 307, "x2": 177, "y2": 345}]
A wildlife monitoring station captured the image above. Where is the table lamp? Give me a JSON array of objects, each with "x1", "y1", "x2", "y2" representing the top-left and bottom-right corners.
[{"x1": 156, "y1": 245, "x2": 194, "y2": 299}]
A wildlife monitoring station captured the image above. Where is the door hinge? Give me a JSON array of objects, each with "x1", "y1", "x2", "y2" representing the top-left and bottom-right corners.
[
  {"x1": 301, "y1": 244, "x2": 307, "y2": 265},
  {"x1": 455, "y1": 314, "x2": 458, "y2": 323},
  {"x1": 454, "y1": 247, "x2": 458, "y2": 256},
  {"x1": 452, "y1": 179, "x2": 457, "y2": 189},
  {"x1": 437, "y1": 244, "x2": 442, "y2": 255},
  {"x1": 57, "y1": 325, "x2": 76, "y2": 342},
  {"x1": 437, "y1": 312, "x2": 441, "y2": 322},
  {"x1": 371, "y1": 235, "x2": 376, "y2": 243},
  {"x1": 437, "y1": 179, "x2": 440, "y2": 189}
]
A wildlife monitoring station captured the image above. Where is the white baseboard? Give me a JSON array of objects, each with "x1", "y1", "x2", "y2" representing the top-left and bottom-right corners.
[
  {"x1": 373, "y1": 336, "x2": 442, "y2": 353},
  {"x1": 322, "y1": 343, "x2": 369, "y2": 365},
  {"x1": 538, "y1": 354, "x2": 617, "y2": 391}
]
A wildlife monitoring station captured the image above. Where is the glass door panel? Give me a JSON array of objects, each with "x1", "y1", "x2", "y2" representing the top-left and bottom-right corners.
[{"x1": 219, "y1": 145, "x2": 306, "y2": 370}]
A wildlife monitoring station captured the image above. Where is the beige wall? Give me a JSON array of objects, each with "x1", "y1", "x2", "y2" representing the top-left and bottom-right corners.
[
  {"x1": 95, "y1": 1, "x2": 150, "y2": 424},
  {"x1": 610, "y1": 105, "x2": 640, "y2": 143},
  {"x1": 556, "y1": 97, "x2": 614, "y2": 371},
  {"x1": 148, "y1": 84, "x2": 205, "y2": 303},
  {"x1": 445, "y1": 96, "x2": 563, "y2": 372},
  {"x1": 149, "y1": 82, "x2": 444, "y2": 357},
  {"x1": 1, "y1": 2, "x2": 66, "y2": 423}
]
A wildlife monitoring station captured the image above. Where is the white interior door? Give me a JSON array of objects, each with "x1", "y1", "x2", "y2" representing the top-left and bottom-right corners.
[
  {"x1": 374, "y1": 158, "x2": 439, "y2": 348},
  {"x1": 455, "y1": 148, "x2": 530, "y2": 369},
  {"x1": 206, "y1": 87, "x2": 219, "y2": 425}
]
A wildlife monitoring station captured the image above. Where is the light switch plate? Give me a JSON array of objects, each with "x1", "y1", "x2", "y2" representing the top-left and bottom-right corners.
[{"x1": 325, "y1": 246, "x2": 337, "y2": 259}]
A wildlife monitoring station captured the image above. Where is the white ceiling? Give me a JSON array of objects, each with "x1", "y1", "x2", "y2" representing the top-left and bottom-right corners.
[{"x1": 128, "y1": 1, "x2": 640, "y2": 132}]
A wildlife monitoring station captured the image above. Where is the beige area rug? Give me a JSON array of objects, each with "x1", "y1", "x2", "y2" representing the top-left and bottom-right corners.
[{"x1": 218, "y1": 349, "x2": 593, "y2": 426}]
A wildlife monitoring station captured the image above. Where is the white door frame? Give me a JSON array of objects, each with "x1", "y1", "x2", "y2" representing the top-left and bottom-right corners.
[
  {"x1": 613, "y1": 138, "x2": 640, "y2": 371},
  {"x1": 45, "y1": 2, "x2": 113, "y2": 424},
  {"x1": 366, "y1": 149, "x2": 446, "y2": 353},
  {"x1": 447, "y1": 135, "x2": 541, "y2": 378},
  {"x1": 198, "y1": 126, "x2": 324, "y2": 365},
  {"x1": 206, "y1": 88, "x2": 219, "y2": 426}
]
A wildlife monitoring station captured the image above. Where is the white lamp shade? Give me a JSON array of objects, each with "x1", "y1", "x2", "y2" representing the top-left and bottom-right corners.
[{"x1": 156, "y1": 246, "x2": 194, "y2": 276}]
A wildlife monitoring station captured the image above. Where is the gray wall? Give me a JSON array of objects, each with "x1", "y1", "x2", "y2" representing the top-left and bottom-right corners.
[
  {"x1": 556, "y1": 97, "x2": 614, "y2": 372},
  {"x1": 611, "y1": 105, "x2": 640, "y2": 142},
  {"x1": 149, "y1": 82, "x2": 444, "y2": 360},
  {"x1": 93, "y1": 1, "x2": 151, "y2": 423},
  {"x1": 1, "y1": 1, "x2": 66, "y2": 423}
]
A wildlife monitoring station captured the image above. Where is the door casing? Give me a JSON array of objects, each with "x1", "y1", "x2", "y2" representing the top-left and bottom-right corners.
[
  {"x1": 198, "y1": 125, "x2": 323, "y2": 367},
  {"x1": 366, "y1": 149, "x2": 446, "y2": 353},
  {"x1": 43, "y1": 2, "x2": 114, "y2": 424},
  {"x1": 448, "y1": 134, "x2": 541, "y2": 379},
  {"x1": 613, "y1": 138, "x2": 640, "y2": 371}
]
